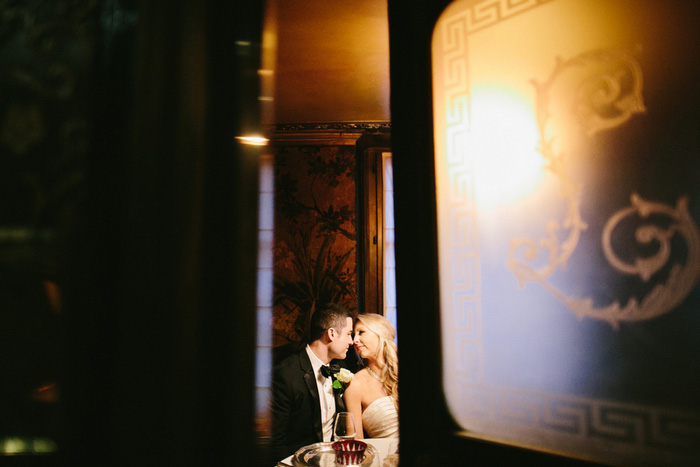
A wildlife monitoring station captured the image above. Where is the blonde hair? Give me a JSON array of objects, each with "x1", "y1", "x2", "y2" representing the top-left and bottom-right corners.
[{"x1": 356, "y1": 313, "x2": 398, "y2": 406}]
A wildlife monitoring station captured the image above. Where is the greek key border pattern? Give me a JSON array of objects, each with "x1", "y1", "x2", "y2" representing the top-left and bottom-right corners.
[
  {"x1": 459, "y1": 383, "x2": 700, "y2": 452},
  {"x1": 436, "y1": 0, "x2": 700, "y2": 458},
  {"x1": 443, "y1": 0, "x2": 554, "y2": 37},
  {"x1": 440, "y1": 0, "x2": 482, "y2": 384}
]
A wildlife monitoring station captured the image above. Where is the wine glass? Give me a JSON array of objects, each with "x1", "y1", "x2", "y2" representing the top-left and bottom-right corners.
[{"x1": 333, "y1": 412, "x2": 357, "y2": 441}]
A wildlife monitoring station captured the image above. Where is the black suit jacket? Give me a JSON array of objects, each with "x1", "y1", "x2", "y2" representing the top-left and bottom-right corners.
[{"x1": 270, "y1": 349, "x2": 347, "y2": 462}]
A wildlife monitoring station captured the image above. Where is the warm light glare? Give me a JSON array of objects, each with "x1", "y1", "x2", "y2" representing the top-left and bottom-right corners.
[
  {"x1": 468, "y1": 86, "x2": 544, "y2": 211},
  {"x1": 0, "y1": 437, "x2": 57, "y2": 455},
  {"x1": 236, "y1": 135, "x2": 269, "y2": 146}
]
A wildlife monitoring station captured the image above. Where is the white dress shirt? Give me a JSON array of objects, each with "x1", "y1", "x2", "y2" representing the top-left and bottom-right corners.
[{"x1": 306, "y1": 345, "x2": 336, "y2": 442}]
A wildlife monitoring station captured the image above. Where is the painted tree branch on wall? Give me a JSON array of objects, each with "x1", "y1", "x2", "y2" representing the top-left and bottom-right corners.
[{"x1": 273, "y1": 145, "x2": 357, "y2": 348}]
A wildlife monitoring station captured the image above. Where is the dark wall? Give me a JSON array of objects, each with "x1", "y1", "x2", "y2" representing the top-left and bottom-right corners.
[
  {"x1": 0, "y1": 1, "x2": 266, "y2": 466},
  {"x1": 70, "y1": 0, "x2": 264, "y2": 465},
  {"x1": 0, "y1": 0, "x2": 103, "y2": 453}
]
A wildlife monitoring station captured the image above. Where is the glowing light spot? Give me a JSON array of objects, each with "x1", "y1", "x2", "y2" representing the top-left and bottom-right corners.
[
  {"x1": 1, "y1": 438, "x2": 27, "y2": 455},
  {"x1": 236, "y1": 135, "x2": 269, "y2": 146},
  {"x1": 0, "y1": 436, "x2": 57, "y2": 454},
  {"x1": 467, "y1": 86, "x2": 544, "y2": 211}
]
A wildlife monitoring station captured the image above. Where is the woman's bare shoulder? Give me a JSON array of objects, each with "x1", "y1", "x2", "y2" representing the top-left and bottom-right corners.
[
  {"x1": 353, "y1": 368, "x2": 376, "y2": 384},
  {"x1": 345, "y1": 369, "x2": 369, "y2": 392}
]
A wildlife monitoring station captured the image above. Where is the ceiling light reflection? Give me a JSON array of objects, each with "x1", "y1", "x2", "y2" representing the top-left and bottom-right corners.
[{"x1": 236, "y1": 135, "x2": 269, "y2": 146}]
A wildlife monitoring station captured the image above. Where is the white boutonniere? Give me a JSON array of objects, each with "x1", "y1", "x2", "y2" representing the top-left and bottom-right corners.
[{"x1": 332, "y1": 368, "x2": 354, "y2": 393}]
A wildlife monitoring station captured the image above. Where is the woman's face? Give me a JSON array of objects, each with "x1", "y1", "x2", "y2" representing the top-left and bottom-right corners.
[{"x1": 353, "y1": 322, "x2": 380, "y2": 360}]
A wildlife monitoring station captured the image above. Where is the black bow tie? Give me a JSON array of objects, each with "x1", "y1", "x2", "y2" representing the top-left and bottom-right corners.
[{"x1": 321, "y1": 363, "x2": 340, "y2": 378}]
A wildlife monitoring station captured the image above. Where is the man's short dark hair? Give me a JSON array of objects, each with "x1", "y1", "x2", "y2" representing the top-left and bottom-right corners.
[{"x1": 308, "y1": 303, "x2": 353, "y2": 343}]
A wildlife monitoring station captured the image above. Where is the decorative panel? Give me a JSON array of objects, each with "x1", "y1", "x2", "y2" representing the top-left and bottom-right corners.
[
  {"x1": 432, "y1": 1, "x2": 700, "y2": 464},
  {"x1": 272, "y1": 143, "x2": 357, "y2": 356}
]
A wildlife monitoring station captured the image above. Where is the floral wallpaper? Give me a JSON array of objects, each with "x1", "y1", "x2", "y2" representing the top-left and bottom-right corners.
[{"x1": 273, "y1": 144, "x2": 357, "y2": 352}]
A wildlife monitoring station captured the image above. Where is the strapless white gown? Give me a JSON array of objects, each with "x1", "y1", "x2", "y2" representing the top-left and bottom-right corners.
[{"x1": 362, "y1": 396, "x2": 398, "y2": 438}]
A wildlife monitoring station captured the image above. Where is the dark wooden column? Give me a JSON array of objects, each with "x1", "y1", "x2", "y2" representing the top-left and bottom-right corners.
[{"x1": 63, "y1": 1, "x2": 264, "y2": 466}]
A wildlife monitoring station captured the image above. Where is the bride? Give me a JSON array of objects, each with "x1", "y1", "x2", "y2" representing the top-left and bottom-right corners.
[{"x1": 343, "y1": 313, "x2": 398, "y2": 439}]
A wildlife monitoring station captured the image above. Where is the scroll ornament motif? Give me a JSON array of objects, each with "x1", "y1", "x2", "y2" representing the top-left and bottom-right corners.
[{"x1": 507, "y1": 49, "x2": 700, "y2": 328}]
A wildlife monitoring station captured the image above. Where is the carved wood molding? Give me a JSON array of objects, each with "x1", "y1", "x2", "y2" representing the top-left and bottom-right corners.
[{"x1": 268, "y1": 121, "x2": 391, "y2": 145}]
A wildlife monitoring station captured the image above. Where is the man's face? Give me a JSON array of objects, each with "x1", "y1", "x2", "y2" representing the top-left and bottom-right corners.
[{"x1": 329, "y1": 317, "x2": 354, "y2": 360}]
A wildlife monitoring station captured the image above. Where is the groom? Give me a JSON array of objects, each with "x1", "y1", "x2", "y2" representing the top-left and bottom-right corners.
[{"x1": 270, "y1": 303, "x2": 355, "y2": 461}]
